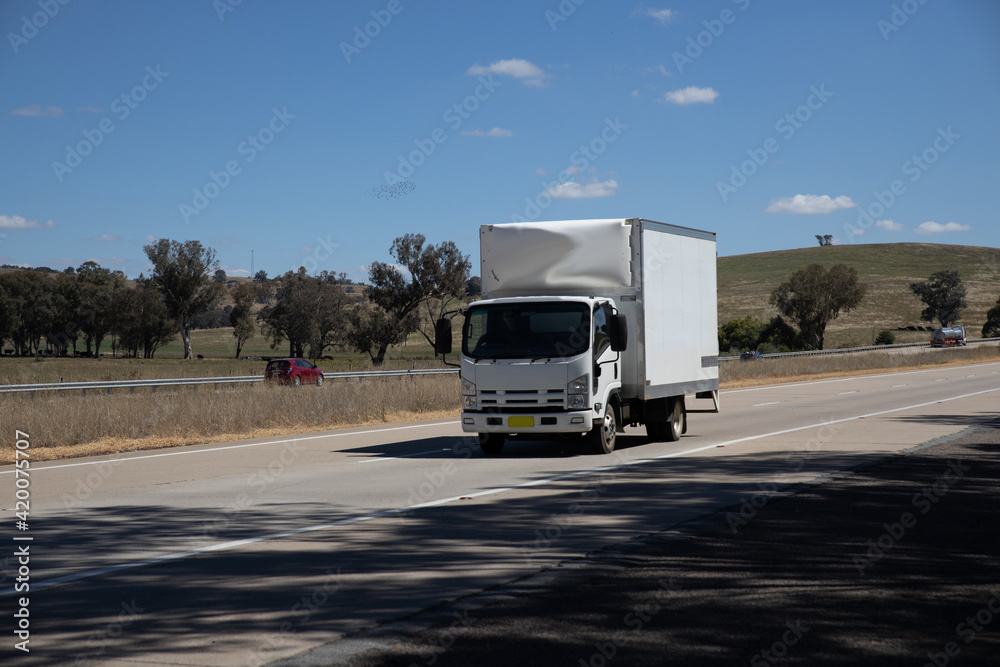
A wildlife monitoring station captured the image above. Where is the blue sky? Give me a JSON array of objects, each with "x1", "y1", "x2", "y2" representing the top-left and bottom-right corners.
[{"x1": 2, "y1": 0, "x2": 998, "y2": 281}]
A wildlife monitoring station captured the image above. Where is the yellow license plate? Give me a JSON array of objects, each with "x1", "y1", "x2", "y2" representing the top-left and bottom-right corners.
[{"x1": 507, "y1": 416, "x2": 535, "y2": 428}]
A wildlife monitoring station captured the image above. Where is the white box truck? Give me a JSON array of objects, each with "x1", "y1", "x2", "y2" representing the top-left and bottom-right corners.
[{"x1": 434, "y1": 218, "x2": 719, "y2": 455}]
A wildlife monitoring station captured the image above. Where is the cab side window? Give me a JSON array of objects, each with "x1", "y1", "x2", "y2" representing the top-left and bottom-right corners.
[{"x1": 593, "y1": 304, "x2": 610, "y2": 358}]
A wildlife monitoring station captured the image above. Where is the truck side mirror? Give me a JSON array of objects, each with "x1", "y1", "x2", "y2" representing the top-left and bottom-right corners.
[
  {"x1": 434, "y1": 318, "x2": 453, "y2": 355},
  {"x1": 610, "y1": 314, "x2": 628, "y2": 352}
]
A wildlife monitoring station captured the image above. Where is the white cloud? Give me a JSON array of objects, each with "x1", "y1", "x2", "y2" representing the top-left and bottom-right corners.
[
  {"x1": 143, "y1": 235, "x2": 157, "y2": 243},
  {"x1": 915, "y1": 221, "x2": 971, "y2": 234},
  {"x1": 565, "y1": 165, "x2": 582, "y2": 175},
  {"x1": 630, "y1": 89, "x2": 641, "y2": 98},
  {"x1": 0, "y1": 215, "x2": 56, "y2": 230},
  {"x1": 876, "y1": 219, "x2": 904, "y2": 232},
  {"x1": 765, "y1": 194, "x2": 857, "y2": 214},
  {"x1": 535, "y1": 167, "x2": 547, "y2": 176},
  {"x1": 86, "y1": 234, "x2": 121, "y2": 242},
  {"x1": 460, "y1": 127, "x2": 514, "y2": 137},
  {"x1": 662, "y1": 86, "x2": 719, "y2": 105},
  {"x1": 634, "y1": 7, "x2": 676, "y2": 24},
  {"x1": 220, "y1": 264, "x2": 250, "y2": 277},
  {"x1": 848, "y1": 227, "x2": 865, "y2": 237},
  {"x1": 10, "y1": 105, "x2": 63, "y2": 117},
  {"x1": 645, "y1": 64, "x2": 671, "y2": 76},
  {"x1": 467, "y1": 58, "x2": 548, "y2": 87},
  {"x1": 545, "y1": 179, "x2": 618, "y2": 199}
]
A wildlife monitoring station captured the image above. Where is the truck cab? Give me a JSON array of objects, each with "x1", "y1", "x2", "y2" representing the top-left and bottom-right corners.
[{"x1": 458, "y1": 296, "x2": 627, "y2": 454}]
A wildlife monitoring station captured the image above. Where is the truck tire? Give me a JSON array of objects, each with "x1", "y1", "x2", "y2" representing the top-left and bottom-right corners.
[
  {"x1": 588, "y1": 403, "x2": 617, "y2": 454},
  {"x1": 665, "y1": 398, "x2": 685, "y2": 441},
  {"x1": 645, "y1": 398, "x2": 685, "y2": 442},
  {"x1": 478, "y1": 433, "x2": 505, "y2": 456}
]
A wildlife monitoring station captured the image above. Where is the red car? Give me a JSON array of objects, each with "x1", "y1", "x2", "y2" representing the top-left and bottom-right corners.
[{"x1": 264, "y1": 358, "x2": 325, "y2": 386}]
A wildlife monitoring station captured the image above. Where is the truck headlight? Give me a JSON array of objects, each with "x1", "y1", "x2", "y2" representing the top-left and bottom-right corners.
[
  {"x1": 567, "y1": 374, "x2": 588, "y2": 409},
  {"x1": 462, "y1": 378, "x2": 477, "y2": 410}
]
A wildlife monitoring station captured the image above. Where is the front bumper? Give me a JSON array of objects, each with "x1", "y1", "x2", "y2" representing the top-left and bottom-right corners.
[{"x1": 461, "y1": 410, "x2": 595, "y2": 434}]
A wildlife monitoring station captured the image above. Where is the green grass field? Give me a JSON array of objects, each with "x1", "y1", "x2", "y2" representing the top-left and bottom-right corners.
[{"x1": 718, "y1": 242, "x2": 1000, "y2": 349}]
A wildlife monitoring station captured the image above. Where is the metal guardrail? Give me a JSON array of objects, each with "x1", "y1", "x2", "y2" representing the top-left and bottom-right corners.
[
  {"x1": 3, "y1": 338, "x2": 997, "y2": 394},
  {"x1": 718, "y1": 337, "x2": 1000, "y2": 362},
  {"x1": 0, "y1": 368, "x2": 459, "y2": 396}
]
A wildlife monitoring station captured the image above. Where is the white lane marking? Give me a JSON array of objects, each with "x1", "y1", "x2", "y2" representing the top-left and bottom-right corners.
[
  {"x1": 752, "y1": 402, "x2": 780, "y2": 407},
  {"x1": 839, "y1": 391, "x2": 858, "y2": 395},
  {"x1": 0, "y1": 421, "x2": 458, "y2": 475},
  {"x1": 350, "y1": 449, "x2": 448, "y2": 464},
  {"x1": 6, "y1": 384, "x2": 999, "y2": 598},
  {"x1": 726, "y1": 361, "x2": 1000, "y2": 393},
  {"x1": 935, "y1": 379, "x2": 946, "y2": 382},
  {"x1": 892, "y1": 384, "x2": 908, "y2": 388}
]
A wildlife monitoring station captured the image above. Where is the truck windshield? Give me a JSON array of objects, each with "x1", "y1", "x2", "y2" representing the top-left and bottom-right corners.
[{"x1": 463, "y1": 302, "x2": 590, "y2": 359}]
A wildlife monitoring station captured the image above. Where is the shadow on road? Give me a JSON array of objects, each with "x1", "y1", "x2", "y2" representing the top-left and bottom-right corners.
[{"x1": 13, "y1": 421, "x2": 1000, "y2": 666}]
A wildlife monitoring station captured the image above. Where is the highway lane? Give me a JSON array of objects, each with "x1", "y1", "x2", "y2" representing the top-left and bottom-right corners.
[{"x1": 1, "y1": 361, "x2": 998, "y2": 665}]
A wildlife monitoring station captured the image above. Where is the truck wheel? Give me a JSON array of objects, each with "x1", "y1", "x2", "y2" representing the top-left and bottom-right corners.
[
  {"x1": 665, "y1": 398, "x2": 686, "y2": 442},
  {"x1": 478, "y1": 433, "x2": 505, "y2": 456},
  {"x1": 588, "y1": 403, "x2": 616, "y2": 454}
]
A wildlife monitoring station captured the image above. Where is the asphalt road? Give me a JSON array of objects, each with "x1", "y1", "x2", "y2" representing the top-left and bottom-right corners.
[{"x1": 2, "y1": 360, "x2": 998, "y2": 666}]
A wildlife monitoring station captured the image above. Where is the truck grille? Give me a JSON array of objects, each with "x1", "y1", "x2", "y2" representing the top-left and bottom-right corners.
[{"x1": 479, "y1": 388, "x2": 565, "y2": 409}]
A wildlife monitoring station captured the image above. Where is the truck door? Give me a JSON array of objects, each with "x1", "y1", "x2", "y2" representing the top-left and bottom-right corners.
[{"x1": 592, "y1": 303, "x2": 619, "y2": 410}]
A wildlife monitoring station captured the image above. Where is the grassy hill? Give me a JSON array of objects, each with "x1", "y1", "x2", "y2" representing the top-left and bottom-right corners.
[{"x1": 718, "y1": 243, "x2": 1000, "y2": 349}]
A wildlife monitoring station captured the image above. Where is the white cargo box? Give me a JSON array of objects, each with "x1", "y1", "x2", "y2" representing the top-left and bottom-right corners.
[{"x1": 480, "y1": 218, "x2": 718, "y2": 401}]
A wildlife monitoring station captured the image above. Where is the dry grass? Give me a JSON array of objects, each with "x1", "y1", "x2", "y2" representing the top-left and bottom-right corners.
[
  {"x1": 720, "y1": 345, "x2": 1000, "y2": 388},
  {"x1": 3, "y1": 346, "x2": 997, "y2": 464},
  {"x1": 0, "y1": 375, "x2": 459, "y2": 464}
]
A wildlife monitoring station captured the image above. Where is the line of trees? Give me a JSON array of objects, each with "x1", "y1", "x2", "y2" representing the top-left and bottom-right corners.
[
  {"x1": 720, "y1": 264, "x2": 996, "y2": 353},
  {"x1": 0, "y1": 261, "x2": 176, "y2": 358},
  {"x1": 0, "y1": 234, "x2": 471, "y2": 365}
]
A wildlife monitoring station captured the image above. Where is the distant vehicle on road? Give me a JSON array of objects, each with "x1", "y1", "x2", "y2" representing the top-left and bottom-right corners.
[
  {"x1": 740, "y1": 350, "x2": 762, "y2": 360},
  {"x1": 931, "y1": 326, "x2": 967, "y2": 347},
  {"x1": 264, "y1": 358, "x2": 325, "y2": 386}
]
